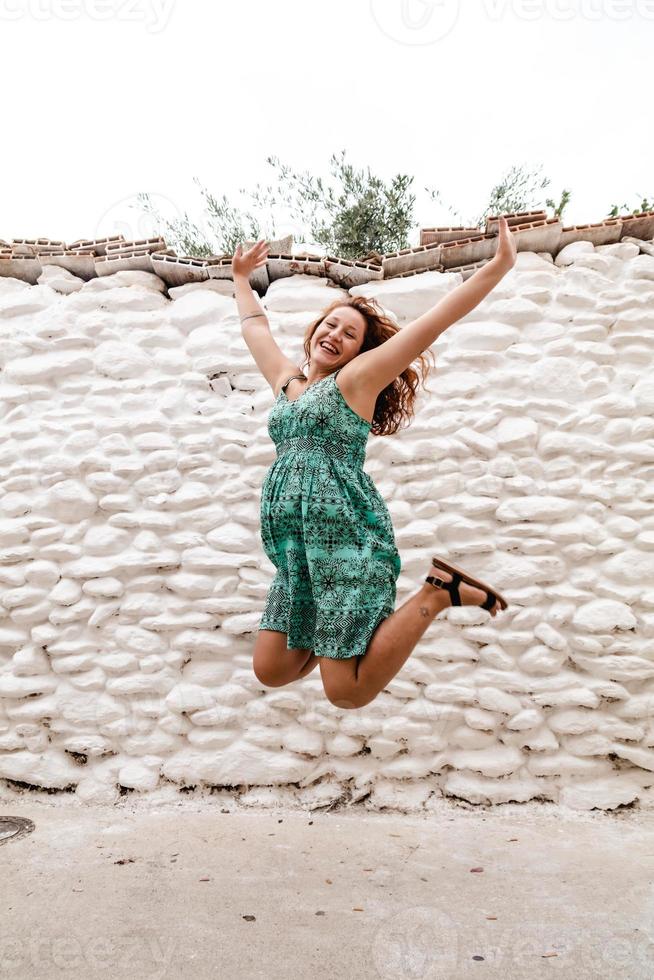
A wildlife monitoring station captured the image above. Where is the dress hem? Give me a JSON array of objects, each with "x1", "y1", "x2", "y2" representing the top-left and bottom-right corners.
[{"x1": 258, "y1": 604, "x2": 394, "y2": 661}]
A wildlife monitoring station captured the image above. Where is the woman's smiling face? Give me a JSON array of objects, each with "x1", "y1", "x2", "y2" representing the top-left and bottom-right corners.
[{"x1": 311, "y1": 306, "x2": 367, "y2": 368}]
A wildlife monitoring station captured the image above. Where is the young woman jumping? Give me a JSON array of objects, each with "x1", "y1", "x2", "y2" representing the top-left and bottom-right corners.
[{"x1": 233, "y1": 217, "x2": 517, "y2": 710}]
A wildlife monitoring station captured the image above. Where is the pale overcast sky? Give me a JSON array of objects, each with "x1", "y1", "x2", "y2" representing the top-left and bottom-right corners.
[{"x1": 2, "y1": 0, "x2": 652, "y2": 247}]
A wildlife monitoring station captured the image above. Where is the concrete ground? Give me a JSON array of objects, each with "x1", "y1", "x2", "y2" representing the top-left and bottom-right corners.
[{"x1": 1, "y1": 793, "x2": 653, "y2": 980}]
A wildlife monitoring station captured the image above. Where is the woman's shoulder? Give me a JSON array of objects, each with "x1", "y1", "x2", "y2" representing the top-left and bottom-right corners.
[{"x1": 333, "y1": 363, "x2": 376, "y2": 426}]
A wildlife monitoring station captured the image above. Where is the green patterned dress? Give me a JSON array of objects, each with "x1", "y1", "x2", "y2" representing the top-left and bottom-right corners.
[{"x1": 258, "y1": 367, "x2": 402, "y2": 660}]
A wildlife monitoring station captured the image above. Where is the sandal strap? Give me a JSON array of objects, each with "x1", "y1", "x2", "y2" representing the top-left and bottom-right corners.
[
  {"x1": 426, "y1": 570, "x2": 498, "y2": 611},
  {"x1": 424, "y1": 572, "x2": 462, "y2": 606},
  {"x1": 449, "y1": 572, "x2": 462, "y2": 606}
]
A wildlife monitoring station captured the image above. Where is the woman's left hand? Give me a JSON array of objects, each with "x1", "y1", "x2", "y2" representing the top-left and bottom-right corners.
[{"x1": 493, "y1": 215, "x2": 517, "y2": 273}]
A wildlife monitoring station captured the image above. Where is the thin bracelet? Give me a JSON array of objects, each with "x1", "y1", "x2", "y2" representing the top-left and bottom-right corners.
[{"x1": 240, "y1": 312, "x2": 268, "y2": 323}]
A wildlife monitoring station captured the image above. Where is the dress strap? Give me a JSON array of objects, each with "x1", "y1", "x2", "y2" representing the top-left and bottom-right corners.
[{"x1": 280, "y1": 372, "x2": 306, "y2": 395}]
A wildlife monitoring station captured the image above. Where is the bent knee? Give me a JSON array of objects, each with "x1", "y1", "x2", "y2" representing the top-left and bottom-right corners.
[
  {"x1": 253, "y1": 667, "x2": 279, "y2": 687},
  {"x1": 320, "y1": 656, "x2": 370, "y2": 708},
  {"x1": 325, "y1": 690, "x2": 370, "y2": 710},
  {"x1": 253, "y1": 643, "x2": 314, "y2": 688},
  {"x1": 253, "y1": 664, "x2": 291, "y2": 687}
]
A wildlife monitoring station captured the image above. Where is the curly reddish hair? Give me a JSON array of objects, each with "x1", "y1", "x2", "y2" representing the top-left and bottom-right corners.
[{"x1": 298, "y1": 295, "x2": 435, "y2": 436}]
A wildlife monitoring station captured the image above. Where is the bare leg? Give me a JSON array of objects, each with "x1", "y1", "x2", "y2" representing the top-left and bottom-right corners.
[
  {"x1": 253, "y1": 630, "x2": 319, "y2": 687},
  {"x1": 297, "y1": 652, "x2": 319, "y2": 678},
  {"x1": 320, "y1": 562, "x2": 499, "y2": 708}
]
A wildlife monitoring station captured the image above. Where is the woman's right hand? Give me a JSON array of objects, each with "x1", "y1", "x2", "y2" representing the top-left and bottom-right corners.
[
  {"x1": 492, "y1": 216, "x2": 517, "y2": 275},
  {"x1": 232, "y1": 239, "x2": 269, "y2": 279}
]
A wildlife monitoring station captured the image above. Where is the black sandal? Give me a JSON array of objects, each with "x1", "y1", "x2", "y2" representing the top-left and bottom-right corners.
[{"x1": 425, "y1": 555, "x2": 508, "y2": 612}]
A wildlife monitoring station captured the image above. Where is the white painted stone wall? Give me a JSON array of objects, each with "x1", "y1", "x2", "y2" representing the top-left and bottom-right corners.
[{"x1": 1, "y1": 240, "x2": 654, "y2": 811}]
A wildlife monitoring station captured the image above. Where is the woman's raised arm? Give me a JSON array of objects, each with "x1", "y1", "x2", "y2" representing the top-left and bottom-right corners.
[
  {"x1": 351, "y1": 216, "x2": 518, "y2": 394},
  {"x1": 233, "y1": 241, "x2": 303, "y2": 395}
]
